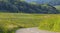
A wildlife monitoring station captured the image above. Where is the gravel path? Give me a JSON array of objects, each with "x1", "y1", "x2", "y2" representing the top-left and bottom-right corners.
[{"x1": 16, "y1": 27, "x2": 60, "y2": 33}]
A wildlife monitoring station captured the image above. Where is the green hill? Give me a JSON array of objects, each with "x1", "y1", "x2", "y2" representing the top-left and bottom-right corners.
[{"x1": 0, "y1": 0, "x2": 59, "y2": 14}]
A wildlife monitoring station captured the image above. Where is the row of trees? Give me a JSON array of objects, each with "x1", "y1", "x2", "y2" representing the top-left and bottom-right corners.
[{"x1": 0, "y1": 0, "x2": 59, "y2": 13}]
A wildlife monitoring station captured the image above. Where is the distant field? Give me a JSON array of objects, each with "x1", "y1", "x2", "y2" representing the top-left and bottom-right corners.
[{"x1": 0, "y1": 13, "x2": 48, "y2": 33}]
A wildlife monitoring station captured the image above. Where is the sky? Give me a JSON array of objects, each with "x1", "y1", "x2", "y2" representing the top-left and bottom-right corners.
[
  {"x1": 24, "y1": 0, "x2": 51, "y2": 3},
  {"x1": 25, "y1": 0, "x2": 37, "y2": 2},
  {"x1": 24, "y1": 0, "x2": 52, "y2": 4}
]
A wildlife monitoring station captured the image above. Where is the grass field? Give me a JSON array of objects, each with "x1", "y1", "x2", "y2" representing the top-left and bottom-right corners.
[
  {"x1": 0, "y1": 13, "x2": 48, "y2": 33},
  {"x1": 0, "y1": 13, "x2": 60, "y2": 33},
  {"x1": 39, "y1": 14, "x2": 60, "y2": 32}
]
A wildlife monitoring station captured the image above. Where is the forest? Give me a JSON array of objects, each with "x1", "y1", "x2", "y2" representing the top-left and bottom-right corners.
[{"x1": 0, "y1": 0, "x2": 59, "y2": 14}]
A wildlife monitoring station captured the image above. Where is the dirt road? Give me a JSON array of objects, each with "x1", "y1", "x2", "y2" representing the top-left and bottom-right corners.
[{"x1": 16, "y1": 27, "x2": 60, "y2": 33}]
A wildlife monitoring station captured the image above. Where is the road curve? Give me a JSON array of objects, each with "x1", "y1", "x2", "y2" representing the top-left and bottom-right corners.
[{"x1": 16, "y1": 27, "x2": 60, "y2": 33}]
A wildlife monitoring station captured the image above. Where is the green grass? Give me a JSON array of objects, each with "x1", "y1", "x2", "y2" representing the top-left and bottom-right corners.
[
  {"x1": 0, "y1": 13, "x2": 47, "y2": 33},
  {"x1": 39, "y1": 15, "x2": 60, "y2": 32},
  {"x1": 0, "y1": 13, "x2": 60, "y2": 33}
]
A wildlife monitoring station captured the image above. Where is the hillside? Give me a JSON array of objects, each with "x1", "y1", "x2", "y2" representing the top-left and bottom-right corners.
[
  {"x1": 25, "y1": 0, "x2": 60, "y2": 6},
  {"x1": 0, "y1": 0, "x2": 59, "y2": 14}
]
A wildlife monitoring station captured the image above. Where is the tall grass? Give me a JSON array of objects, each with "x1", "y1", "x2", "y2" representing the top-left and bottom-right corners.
[
  {"x1": 39, "y1": 15, "x2": 60, "y2": 32},
  {"x1": 0, "y1": 13, "x2": 46, "y2": 33}
]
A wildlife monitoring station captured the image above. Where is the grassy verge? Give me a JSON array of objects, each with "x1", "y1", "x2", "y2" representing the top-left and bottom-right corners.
[
  {"x1": 39, "y1": 15, "x2": 60, "y2": 32},
  {"x1": 0, "y1": 13, "x2": 59, "y2": 33},
  {"x1": 0, "y1": 13, "x2": 47, "y2": 33}
]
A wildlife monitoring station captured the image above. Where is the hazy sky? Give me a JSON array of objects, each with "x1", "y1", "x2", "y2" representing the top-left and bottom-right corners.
[
  {"x1": 25, "y1": 0, "x2": 37, "y2": 2},
  {"x1": 25, "y1": 0, "x2": 51, "y2": 4}
]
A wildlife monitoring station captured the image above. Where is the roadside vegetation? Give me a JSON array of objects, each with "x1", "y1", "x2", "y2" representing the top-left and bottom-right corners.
[
  {"x1": 0, "y1": 13, "x2": 60, "y2": 33},
  {"x1": 39, "y1": 15, "x2": 60, "y2": 32},
  {"x1": 0, "y1": 13, "x2": 46, "y2": 33}
]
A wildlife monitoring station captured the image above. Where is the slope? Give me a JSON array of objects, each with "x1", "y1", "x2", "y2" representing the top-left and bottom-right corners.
[{"x1": 0, "y1": 0, "x2": 59, "y2": 13}]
